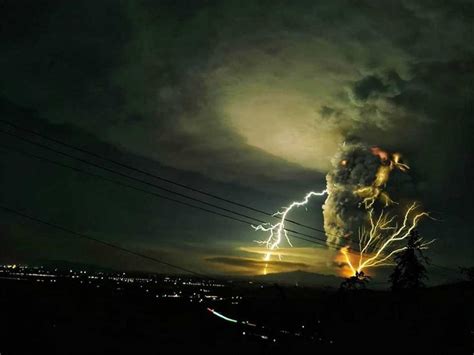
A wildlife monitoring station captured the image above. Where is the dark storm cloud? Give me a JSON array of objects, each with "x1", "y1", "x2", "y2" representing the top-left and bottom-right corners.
[
  {"x1": 0, "y1": 0, "x2": 473, "y2": 271},
  {"x1": 1, "y1": 1, "x2": 472, "y2": 180},
  {"x1": 351, "y1": 71, "x2": 406, "y2": 103},
  {"x1": 353, "y1": 76, "x2": 389, "y2": 101}
]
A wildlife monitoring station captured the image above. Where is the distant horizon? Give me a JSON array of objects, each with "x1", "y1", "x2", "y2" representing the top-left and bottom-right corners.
[{"x1": 2, "y1": 261, "x2": 464, "y2": 289}]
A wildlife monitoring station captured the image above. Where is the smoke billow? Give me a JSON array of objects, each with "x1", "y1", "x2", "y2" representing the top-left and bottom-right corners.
[{"x1": 322, "y1": 141, "x2": 381, "y2": 246}]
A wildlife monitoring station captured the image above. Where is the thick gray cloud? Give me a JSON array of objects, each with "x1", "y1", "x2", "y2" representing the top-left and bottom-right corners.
[
  {"x1": 1, "y1": 0, "x2": 471, "y2": 184},
  {"x1": 0, "y1": 0, "x2": 472, "y2": 272}
]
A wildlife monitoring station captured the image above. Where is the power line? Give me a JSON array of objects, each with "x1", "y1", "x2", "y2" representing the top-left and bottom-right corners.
[
  {"x1": 0, "y1": 204, "x2": 339, "y2": 342},
  {"x1": 0, "y1": 144, "x2": 334, "y2": 252},
  {"x1": 0, "y1": 129, "x2": 265, "y2": 224},
  {"x1": 0, "y1": 127, "x2": 460, "y2": 274},
  {"x1": 0, "y1": 120, "x2": 390, "y2": 253},
  {"x1": 0, "y1": 119, "x2": 328, "y2": 233},
  {"x1": 0, "y1": 203, "x2": 461, "y2": 303},
  {"x1": 0, "y1": 203, "x2": 341, "y2": 342},
  {"x1": 0, "y1": 129, "x2": 357, "y2": 251},
  {"x1": 1, "y1": 140, "x2": 461, "y2": 274},
  {"x1": 0, "y1": 204, "x2": 206, "y2": 277}
]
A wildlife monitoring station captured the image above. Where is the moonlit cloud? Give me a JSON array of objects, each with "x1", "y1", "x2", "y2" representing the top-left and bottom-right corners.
[{"x1": 0, "y1": 0, "x2": 472, "y2": 275}]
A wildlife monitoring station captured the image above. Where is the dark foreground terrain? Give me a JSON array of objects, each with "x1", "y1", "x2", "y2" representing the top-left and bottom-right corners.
[{"x1": 0, "y1": 277, "x2": 472, "y2": 354}]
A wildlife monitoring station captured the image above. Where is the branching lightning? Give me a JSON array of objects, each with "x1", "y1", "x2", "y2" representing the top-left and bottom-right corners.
[
  {"x1": 340, "y1": 202, "x2": 435, "y2": 275},
  {"x1": 252, "y1": 190, "x2": 327, "y2": 262},
  {"x1": 250, "y1": 144, "x2": 435, "y2": 278},
  {"x1": 354, "y1": 147, "x2": 410, "y2": 209},
  {"x1": 341, "y1": 148, "x2": 435, "y2": 276}
]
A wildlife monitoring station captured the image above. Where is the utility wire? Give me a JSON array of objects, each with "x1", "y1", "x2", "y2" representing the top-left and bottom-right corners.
[
  {"x1": 0, "y1": 130, "x2": 357, "y2": 251},
  {"x1": 0, "y1": 119, "x2": 328, "y2": 233},
  {"x1": 0, "y1": 204, "x2": 206, "y2": 277},
  {"x1": 0, "y1": 129, "x2": 267, "y2": 224},
  {"x1": 0, "y1": 144, "x2": 333, "y2": 251},
  {"x1": 0, "y1": 128, "x2": 460, "y2": 274},
  {"x1": 0, "y1": 203, "x2": 461, "y2": 308},
  {"x1": 1, "y1": 143, "x2": 460, "y2": 275}
]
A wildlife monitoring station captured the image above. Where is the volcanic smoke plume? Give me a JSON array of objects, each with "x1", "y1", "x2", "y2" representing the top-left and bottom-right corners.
[
  {"x1": 252, "y1": 140, "x2": 415, "y2": 268},
  {"x1": 322, "y1": 141, "x2": 404, "y2": 246}
]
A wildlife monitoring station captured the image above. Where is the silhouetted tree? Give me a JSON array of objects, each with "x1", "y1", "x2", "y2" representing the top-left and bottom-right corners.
[
  {"x1": 340, "y1": 271, "x2": 371, "y2": 291},
  {"x1": 389, "y1": 230, "x2": 429, "y2": 291}
]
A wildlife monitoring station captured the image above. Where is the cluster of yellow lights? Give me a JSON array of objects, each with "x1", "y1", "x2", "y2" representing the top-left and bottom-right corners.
[{"x1": 340, "y1": 202, "x2": 435, "y2": 276}]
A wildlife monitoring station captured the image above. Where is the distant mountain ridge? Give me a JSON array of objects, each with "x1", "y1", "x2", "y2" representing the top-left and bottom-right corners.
[{"x1": 251, "y1": 269, "x2": 343, "y2": 288}]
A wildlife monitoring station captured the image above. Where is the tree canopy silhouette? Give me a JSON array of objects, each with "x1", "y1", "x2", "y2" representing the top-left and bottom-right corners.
[
  {"x1": 340, "y1": 271, "x2": 371, "y2": 291},
  {"x1": 389, "y1": 230, "x2": 429, "y2": 291}
]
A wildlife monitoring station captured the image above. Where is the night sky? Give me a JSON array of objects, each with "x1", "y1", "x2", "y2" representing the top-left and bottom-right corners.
[{"x1": 0, "y1": 0, "x2": 472, "y2": 280}]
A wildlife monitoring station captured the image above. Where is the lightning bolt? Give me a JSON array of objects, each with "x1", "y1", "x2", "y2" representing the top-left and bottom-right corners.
[
  {"x1": 250, "y1": 147, "x2": 433, "y2": 277},
  {"x1": 341, "y1": 202, "x2": 435, "y2": 275},
  {"x1": 338, "y1": 147, "x2": 436, "y2": 276},
  {"x1": 252, "y1": 190, "x2": 328, "y2": 262},
  {"x1": 354, "y1": 148, "x2": 410, "y2": 209}
]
